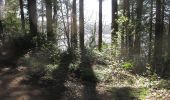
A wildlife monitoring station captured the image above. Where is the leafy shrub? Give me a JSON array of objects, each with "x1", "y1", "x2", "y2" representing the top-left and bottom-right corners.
[
  {"x1": 40, "y1": 42, "x2": 61, "y2": 64},
  {"x1": 94, "y1": 67, "x2": 112, "y2": 82},
  {"x1": 69, "y1": 63, "x2": 79, "y2": 72},
  {"x1": 122, "y1": 61, "x2": 134, "y2": 70},
  {"x1": 45, "y1": 64, "x2": 59, "y2": 75},
  {"x1": 84, "y1": 48, "x2": 111, "y2": 65}
]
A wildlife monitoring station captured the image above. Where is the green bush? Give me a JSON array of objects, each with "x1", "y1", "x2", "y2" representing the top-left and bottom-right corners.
[
  {"x1": 122, "y1": 61, "x2": 134, "y2": 70},
  {"x1": 40, "y1": 42, "x2": 61, "y2": 64},
  {"x1": 69, "y1": 62, "x2": 80, "y2": 72}
]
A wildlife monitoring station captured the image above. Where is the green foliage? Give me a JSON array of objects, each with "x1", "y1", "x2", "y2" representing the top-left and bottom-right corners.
[
  {"x1": 94, "y1": 48, "x2": 112, "y2": 65},
  {"x1": 94, "y1": 66, "x2": 112, "y2": 82},
  {"x1": 40, "y1": 42, "x2": 61, "y2": 64},
  {"x1": 20, "y1": 52, "x2": 60, "y2": 80},
  {"x1": 45, "y1": 64, "x2": 59, "y2": 75},
  {"x1": 4, "y1": 0, "x2": 21, "y2": 34},
  {"x1": 117, "y1": 15, "x2": 128, "y2": 25},
  {"x1": 110, "y1": 87, "x2": 148, "y2": 100},
  {"x1": 25, "y1": 58, "x2": 47, "y2": 80},
  {"x1": 68, "y1": 62, "x2": 80, "y2": 72},
  {"x1": 122, "y1": 61, "x2": 134, "y2": 70}
]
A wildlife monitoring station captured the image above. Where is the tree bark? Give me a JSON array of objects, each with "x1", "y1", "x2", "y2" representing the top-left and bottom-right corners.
[
  {"x1": 79, "y1": 0, "x2": 85, "y2": 51},
  {"x1": 153, "y1": 0, "x2": 163, "y2": 73},
  {"x1": 98, "y1": 0, "x2": 102, "y2": 51},
  {"x1": 53, "y1": 0, "x2": 58, "y2": 24},
  {"x1": 41, "y1": 0, "x2": 44, "y2": 33},
  {"x1": 19, "y1": 0, "x2": 26, "y2": 34},
  {"x1": 124, "y1": 0, "x2": 132, "y2": 58},
  {"x1": 134, "y1": 0, "x2": 143, "y2": 56},
  {"x1": 27, "y1": 0, "x2": 37, "y2": 37},
  {"x1": 111, "y1": 0, "x2": 118, "y2": 46},
  {"x1": 45, "y1": 0, "x2": 54, "y2": 41},
  {"x1": 148, "y1": 0, "x2": 153, "y2": 63},
  {"x1": 65, "y1": 0, "x2": 70, "y2": 46},
  {"x1": 0, "y1": 0, "x2": 4, "y2": 39},
  {"x1": 169, "y1": 15, "x2": 170, "y2": 57},
  {"x1": 71, "y1": 0, "x2": 77, "y2": 49}
]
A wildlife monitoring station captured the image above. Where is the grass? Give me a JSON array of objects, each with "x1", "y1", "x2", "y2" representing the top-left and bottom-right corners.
[{"x1": 109, "y1": 87, "x2": 148, "y2": 100}]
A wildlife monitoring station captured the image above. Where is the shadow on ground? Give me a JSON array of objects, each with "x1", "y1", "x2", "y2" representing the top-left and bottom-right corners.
[
  {"x1": 110, "y1": 87, "x2": 148, "y2": 100},
  {"x1": 0, "y1": 63, "x2": 44, "y2": 100},
  {"x1": 19, "y1": 52, "x2": 72, "y2": 100},
  {"x1": 79, "y1": 50, "x2": 99, "y2": 100}
]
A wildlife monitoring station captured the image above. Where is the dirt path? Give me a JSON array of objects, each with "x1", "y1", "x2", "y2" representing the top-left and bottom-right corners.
[
  {"x1": 0, "y1": 64, "x2": 107, "y2": 100},
  {"x1": 0, "y1": 65, "x2": 45, "y2": 100}
]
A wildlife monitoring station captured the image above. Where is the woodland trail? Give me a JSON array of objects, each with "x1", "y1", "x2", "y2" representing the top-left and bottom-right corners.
[
  {"x1": 0, "y1": 64, "x2": 45, "y2": 100},
  {"x1": 0, "y1": 63, "x2": 108, "y2": 100}
]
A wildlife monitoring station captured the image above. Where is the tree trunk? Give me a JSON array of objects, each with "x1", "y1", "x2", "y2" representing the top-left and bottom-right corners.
[
  {"x1": 0, "y1": 20, "x2": 2, "y2": 38},
  {"x1": 153, "y1": 0, "x2": 163, "y2": 73},
  {"x1": 134, "y1": 0, "x2": 143, "y2": 56},
  {"x1": 148, "y1": 0, "x2": 153, "y2": 63},
  {"x1": 41, "y1": 0, "x2": 44, "y2": 33},
  {"x1": 27, "y1": 0, "x2": 37, "y2": 37},
  {"x1": 169, "y1": 15, "x2": 170, "y2": 57},
  {"x1": 111, "y1": 0, "x2": 118, "y2": 46},
  {"x1": 161, "y1": 0, "x2": 165, "y2": 75},
  {"x1": 53, "y1": 0, "x2": 58, "y2": 25},
  {"x1": 124, "y1": 0, "x2": 132, "y2": 58},
  {"x1": 71, "y1": 0, "x2": 77, "y2": 49},
  {"x1": 45, "y1": 0, "x2": 54, "y2": 41},
  {"x1": 59, "y1": 0, "x2": 70, "y2": 48},
  {"x1": 65, "y1": 0, "x2": 70, "y2": 46},
  {"x1": 98, "y1": 0, "x2": 102, "y2": 51},
  {"x1": 19, "y1": 0, "x2": 26, "y2": 34},
  {"x1": 0, "y1": 0, "x2": 5, "y2": 40},
  {"x1": 121, "y1": 24, "x2": 125, "y2": 56},
  {"x1": 79, "y1": 0, "x2": 85, "y2": 51}
]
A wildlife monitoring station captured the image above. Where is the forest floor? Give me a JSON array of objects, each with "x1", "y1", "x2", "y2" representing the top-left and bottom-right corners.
[
  {"x1": 0, "y1": 45, "x2": 170, "y2": 100},
  {"x1": 0, "y1": 63, "x2": 109, "y2": 100},
  {"x1": 0, "y1": 62, "x2": 170, "y2": 100}
]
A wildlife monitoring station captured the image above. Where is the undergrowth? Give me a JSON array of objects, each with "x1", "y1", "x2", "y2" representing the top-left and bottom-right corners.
[{"x1": 18, "y1": 46, "x2": 170, "y2": 100}]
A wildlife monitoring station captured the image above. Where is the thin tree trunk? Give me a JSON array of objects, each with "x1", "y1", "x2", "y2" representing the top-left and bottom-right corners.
[
  {"x1": 111, "y1": 0, "x2": 118, "y2": 46},
  {"x1": 53, "y1": 0, "x2": 58, "y2": 26},
  {"x1": 59, "y1": 0, "x2": 70, "y2": 48},
  {"x1": 71, "y1": 0, "x2": 78, "y2": 49},
  {"x1": 53, "y1": 0, "x2": 58, "y2": 44},
  {"x1": 161, "y1": 0, "x2": 165, "y2": 74},
  {"x1": 131, "y1": 1, "x2": 134, "y2": 23},
  {"x1": 0, "y1": 20, "x2": 2, "y2": 40},
  {"x1": 0, "y1": 0, "x2": 4, "y2": 39},
  {"x1": 169, "y1": 15, "x2": 170, "y2": 56},
  {"x1": 41, "y1": 0, "x2": 44, "y2": 33},
  {"x1": 124, "y1": 0, "x2": 132, "y2": 58},
  {"x1": 98, "y1": 0, "x2": 102, "y2": 51},
  {"x1": 65, "y1": 0, "x2": 70, "y2": 43},
  {"x1": 45, "y1": 0, "x2": 54, "y2": 41},
  {"x1": 19, "y1": 0, "x2": 26, "y2": 34},
  {"x1": 79, "y1": 0, "x2": 85, "y2": 51},
  {"x1": 148, "y1": 0, "x2": 153, "y2": 63},
  {"x1": 121, "y1": 24, "x2": 125, "y2": 56}
]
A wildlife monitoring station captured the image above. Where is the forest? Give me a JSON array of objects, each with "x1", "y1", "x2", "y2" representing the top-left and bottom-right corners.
[{"x1": 0, "y1": 0, "x2": 170, "y2": 100}]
